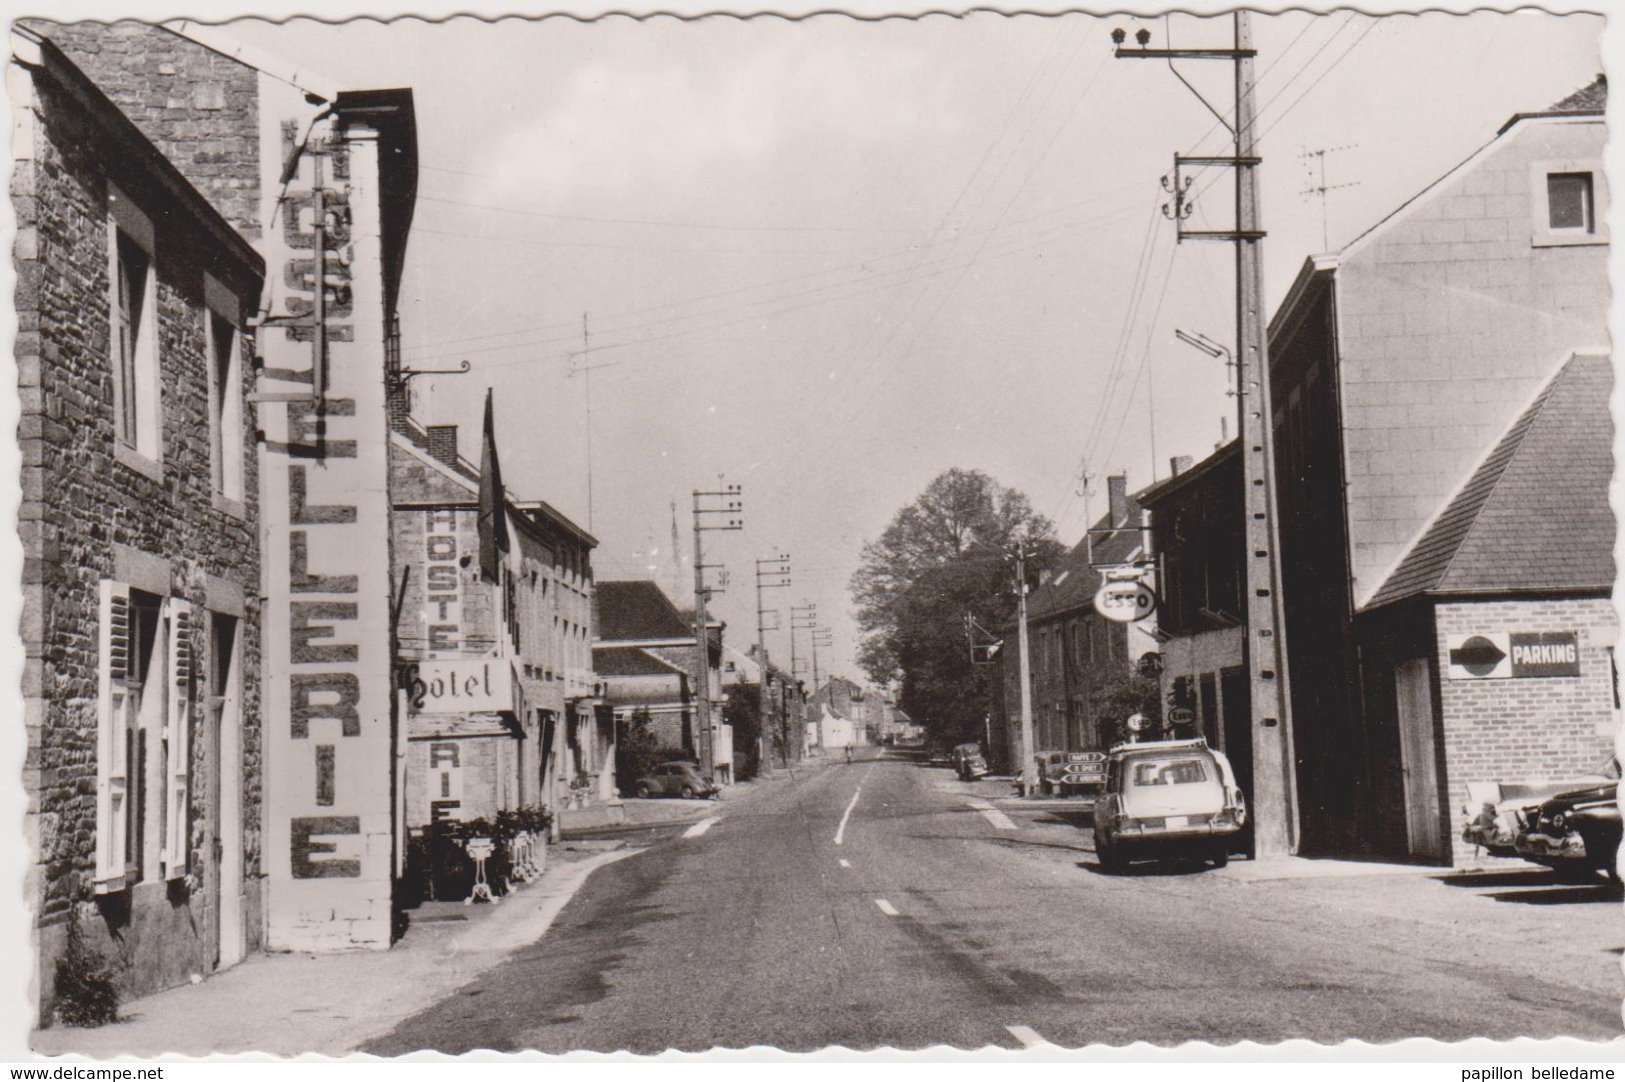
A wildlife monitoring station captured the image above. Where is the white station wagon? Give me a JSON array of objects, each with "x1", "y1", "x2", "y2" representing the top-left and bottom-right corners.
[{"x1": 1092, "y1": 738, "x2": 1247, "y2": 872}]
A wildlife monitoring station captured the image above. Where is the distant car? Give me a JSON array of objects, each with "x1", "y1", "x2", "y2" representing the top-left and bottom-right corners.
[
  {"x1": 632, "y1": 761, "x2": 719, "y2": 800},
  {"x1": 1514, "y1": 781, "x2": 1620, "y2": 882},
  {"x1": 1092, "y1": 738, "x2": 1246, "y2": 872},
  {"x1": 958, "y1": 752, "x2": 989, "y2": 781}
]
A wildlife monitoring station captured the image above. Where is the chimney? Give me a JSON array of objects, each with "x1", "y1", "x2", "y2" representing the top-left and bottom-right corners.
[
  {"x1": 1107, "y1": 472, "x2": 1128, "y2": 528},
  {"x1": 1170, "y1": 455, "x2": 1193, "y2": 477},
  {"x1": 426, "y1": 424, "x2": 459, "y2": 467}
]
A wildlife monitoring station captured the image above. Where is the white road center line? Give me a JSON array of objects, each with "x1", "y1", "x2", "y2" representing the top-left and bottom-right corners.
[
  {"x1": 834, "y1": 786, "x2": 862, "y2": 845},
  {"x1": 838, "y1": 859, "x2": 851, "y2": 868},
  {"x1": 874, "y1": 898, "x2": 899, "y2": 916},
  {"x1": 968, "y1": 799, "x2": 1018, "y2": 831},
  {"x1": 1005, "y1": 1024, "x2": 1046, "y2": 1048},
  {"x1": 682, "y1": 816, "x2": 718, "y2": 839}
]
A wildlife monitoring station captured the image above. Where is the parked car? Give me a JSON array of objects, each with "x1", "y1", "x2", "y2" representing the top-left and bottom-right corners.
[
  {"x1": 1514, "y1": 781, "x2": 1620, "y2": 882},
  {"x1": 958, "y1": 751, "x2": 989, "y2": 781},
  {"x1": 1462, "y1": 756, "x2": 1618, "y2": 858},
  {"x1": 1092, "y1": 738, "x2": 1246, "y2": 872},
  {"x1": 951, "y1": 742, "x2": 984, "y2": 780},
  {"x1": 631, "y1": 761, "x2": 719, "y2": 800}
]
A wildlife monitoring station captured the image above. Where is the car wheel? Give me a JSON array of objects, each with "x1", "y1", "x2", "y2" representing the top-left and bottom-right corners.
[
  {"x1": 680, "y1": 785, "x2": 696, "y2": 799},
  {"x1": 1211, "y1": 848, "x2": 1230, "y2": 868},
  {"x1": 635, "y1": 783, "x2": 652, "y2": 799}
]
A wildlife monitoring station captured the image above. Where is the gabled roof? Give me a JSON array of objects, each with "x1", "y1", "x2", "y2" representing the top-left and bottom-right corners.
[
  {"x1": 1498, "y1": 73, "x2": 1607, "y2": 134},
  {"x1": 595, "y1": 580, "x2": 693, "y2": 642},
  {"x1": 592, "y1": 645, "x2": 688, "y2": 678},
  {"x1": 1025, "y1": 489, "x2": 1149, "y2": 622},
  {"x1": 1367, "y1": 352, "x2": 1614, "y2": 608}
]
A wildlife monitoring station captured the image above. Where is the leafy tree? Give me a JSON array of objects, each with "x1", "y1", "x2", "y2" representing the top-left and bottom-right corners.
[
  {"x1": 851, "y1": 468, "x2": 1060, "y2": 746},
  {"x1": 725, "y1": 682, "x2": 763, "y2": 780},
  {"x1": 615, "y1": 707, "x2": 663, "y2": 795},
  {"x1": 1089, "y1": 669, "x2": 1163, "y2": 747}
]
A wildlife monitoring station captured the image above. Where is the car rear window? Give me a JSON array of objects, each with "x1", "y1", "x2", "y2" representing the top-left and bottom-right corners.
[{"x1": 1129, "y1": 757, "x2": 1209, "y2": 787}]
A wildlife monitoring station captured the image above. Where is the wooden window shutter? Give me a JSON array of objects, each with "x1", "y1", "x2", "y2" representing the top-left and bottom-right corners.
[
  {"x1": 161, "y1": 597, "x2": 195, "y2": 880},
  {"x1": 95, "y1": 580, "x2": 133, "y2": 892}
]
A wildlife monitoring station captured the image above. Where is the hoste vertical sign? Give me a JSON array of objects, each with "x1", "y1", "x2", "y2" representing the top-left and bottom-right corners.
[{"x1": 260, "y1": 97, "x2": 396, "y2": 951}]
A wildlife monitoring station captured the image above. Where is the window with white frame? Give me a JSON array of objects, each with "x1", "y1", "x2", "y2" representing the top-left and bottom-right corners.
[
  {"x1": 1531, "y1": 159, "x2": 1609, "y2": 248},
  {"x1": 205, "y1": 277, "x2": 244, "y2": 503},
  {"x1": 96, "y1": 582, "x2": 193, "y2": 892},
  {"x1": 108, "y1": 185, "x2": 160, "y2": 461}
]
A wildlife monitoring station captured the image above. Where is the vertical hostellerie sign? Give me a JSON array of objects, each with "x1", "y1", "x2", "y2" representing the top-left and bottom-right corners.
[{"x1": 261, "y1": 92, "x2": 395, "y2": 950}]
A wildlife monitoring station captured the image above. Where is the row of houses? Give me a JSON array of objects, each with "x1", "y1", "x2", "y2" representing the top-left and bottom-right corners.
[
  {"x1": 12, "y1": 18, "x2": 834, "y2": 1022},
  {"x1": 994, "y1": 76, "x2": 1615, "y2": 868}
]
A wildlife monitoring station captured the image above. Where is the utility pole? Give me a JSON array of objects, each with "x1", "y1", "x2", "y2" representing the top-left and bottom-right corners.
[
  {"x1": 1114, "y1": 12, "x2": 1298, "y2": 856},
  {"x1": 691, "y1": 483, "x2": 743, "y2": 780},
  {"x1": 755, "y1": 553, "x2": 792, "y2": 766},
  {"x1": 791, "y1": 603, "x2": 818, "y2": 748},
  {"x1": 1013, "y1": 546, "x2": 1037, "y2": 796}
]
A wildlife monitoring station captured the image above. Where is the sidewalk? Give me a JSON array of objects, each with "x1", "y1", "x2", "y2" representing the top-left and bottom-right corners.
[
  {"x1": 31, "y1": 842, "x2": 638, "y2": 1059},
  {"x1": 34, "y1": 758, "x2": 829, "y2": 1058}
]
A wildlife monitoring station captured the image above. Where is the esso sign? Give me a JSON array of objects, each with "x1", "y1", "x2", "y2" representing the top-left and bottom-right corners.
[{"x1": 1094, "y1": 580, "x2": 1158, "y2": 623}]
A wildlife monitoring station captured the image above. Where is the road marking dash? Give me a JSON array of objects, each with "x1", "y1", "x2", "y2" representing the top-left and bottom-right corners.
[
  {"x1": 682, "y1": 816, "x2": 718, "y2": 839},
  {"x1": 968, "y1": 800, "x2": 1018, "y2": 831},
  {"x1": 834, "y1": 786, "x2": 862, "y2": 845},
  {"x1": 874, "y1": 898, "x2": 899, "y2": 916},
  {"x1": 1006, "y1": 1024, "x2": 1046, "y2": 1048},
  {"x1": 838, "y1": 859, "x2": 851, "y2": 868}
]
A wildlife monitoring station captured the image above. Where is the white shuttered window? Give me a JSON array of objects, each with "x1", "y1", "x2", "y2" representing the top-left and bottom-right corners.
[
  {"x1": 161, "y1": 598, "x2": 194, "y2": 880},
  {"x1": 95, "y1": 581, "x2": 134, "y2": 891}
]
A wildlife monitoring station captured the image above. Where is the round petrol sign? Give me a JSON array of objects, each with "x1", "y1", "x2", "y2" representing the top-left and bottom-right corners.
[{"x1": 1093, "y1": 579, "x2": 1159, "y2": 623}]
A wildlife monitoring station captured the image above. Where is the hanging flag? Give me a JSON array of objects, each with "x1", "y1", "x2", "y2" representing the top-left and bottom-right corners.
[{"x1": 477, "y1": 388, "x2": 509, "y2": 583}]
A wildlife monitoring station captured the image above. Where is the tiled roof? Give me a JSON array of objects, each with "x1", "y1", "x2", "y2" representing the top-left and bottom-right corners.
[
  {"x1": 1367, "y1": 353, "x2": 1614, "y2": 608},
  {"x1": 592, "y1": 645, "x2": 686, "y2": 677},
  {"x1": 595, "y1": 580, "x2": 692, "y2": 642},
  {"x1": 1549, "y1": 74, "x2": 1606, "y2": 114},
  {"x1": 1026, "y1": 491, "x2": 1148, "y2": 622}
]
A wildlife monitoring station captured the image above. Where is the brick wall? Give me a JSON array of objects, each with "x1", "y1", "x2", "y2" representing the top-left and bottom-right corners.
[
  {"x1": 1337, "y1": 118, "x2": 1609, "y2": 605},
  {"x1": 33, "y1": 20, "x2": 263, "y2": 239},
  {"x1": 1434, "y1": 597, "x2": 1618, "y2": 864},
  {"x1": 18, "y1": 68, "x2": 264, "y2": 1009}
]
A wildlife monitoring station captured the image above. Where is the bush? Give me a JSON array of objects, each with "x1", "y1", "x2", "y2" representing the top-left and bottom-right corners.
[{"x1": 54, "y1": 909, "x2": 118, "y2": 1028}]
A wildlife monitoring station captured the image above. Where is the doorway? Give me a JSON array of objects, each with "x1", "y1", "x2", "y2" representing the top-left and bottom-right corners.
[
  {"x1": 209, "y1": 613, "x2": 244, "y2": 970},
  {"x1": 1394, "y1": 657, "x2": 1445, "y2": 860}
]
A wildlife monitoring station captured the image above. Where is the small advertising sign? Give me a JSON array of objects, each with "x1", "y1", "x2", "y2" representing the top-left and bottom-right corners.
[
  {"x1": 1094, "y1": 579, "x2": 1158, "y2": 623},
  {"x1": 1448, "y1": 631, "x2": 1581, "y2": 680},
  {"x1": 1509, "y1": 631, "x2": 1581, "y2": 678}
]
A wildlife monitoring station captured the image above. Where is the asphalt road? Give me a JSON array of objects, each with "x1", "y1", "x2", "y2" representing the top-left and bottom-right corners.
[{"x1": 364, "y1": 750, "x2": 1623, "y2": 1054}]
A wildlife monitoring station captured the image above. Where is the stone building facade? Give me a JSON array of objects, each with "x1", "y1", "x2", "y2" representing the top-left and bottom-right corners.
[
  {"x1": 389, "y1": 409, "x2": 602, "y2": 834},
  {"x1": 13, "y1": 27, "x2": 266, "y2": 1014},
  {"x1": 32, "y1": 19, "x2": 423, "y2": 953}
]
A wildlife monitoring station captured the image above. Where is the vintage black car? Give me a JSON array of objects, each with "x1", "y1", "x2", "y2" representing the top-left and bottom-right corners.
[{"x1": 1514, "y1": 781, "x2": 1620, "y2": 881}]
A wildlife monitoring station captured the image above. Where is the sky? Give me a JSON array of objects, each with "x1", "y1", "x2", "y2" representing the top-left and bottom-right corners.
[{"x1": 194, "y1": 5, "x2": 1611, "y2": 688}]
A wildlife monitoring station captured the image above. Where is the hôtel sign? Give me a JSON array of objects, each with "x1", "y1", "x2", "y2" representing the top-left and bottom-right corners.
[{"x1": 406, "y1": 658, "x2": 516, "y2": 715}]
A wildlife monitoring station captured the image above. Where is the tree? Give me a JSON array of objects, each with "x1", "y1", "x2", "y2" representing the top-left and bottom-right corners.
[
  {"x1": 614, "y1": 707, "x2": 663, "y2": 795},
  {"x1": 851, "y1": 469, "x2": 1060, "y2": 747},
  {"x1": 725, "y1": 683, "x2": 763, "y2": 780}
]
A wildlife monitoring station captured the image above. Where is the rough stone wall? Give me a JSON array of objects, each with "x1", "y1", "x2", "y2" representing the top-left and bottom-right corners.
[
  {"x1": 1337, "y1": 118, "x2": 1610, "y2": 605},
  {"x1": 31, "y1": 20, "x2": 263, "y2": 239},
  {"x1": 18, "y1": 71, "x2": 264, "y2": 1010},
  {"x1": 1434, "y1": 598, "x2": 1618, "y2": 865}
]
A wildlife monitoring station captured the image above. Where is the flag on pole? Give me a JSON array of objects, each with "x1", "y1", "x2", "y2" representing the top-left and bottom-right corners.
[{"x1": 477, "y1": 388, "x2": 509, "y2": 584}]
